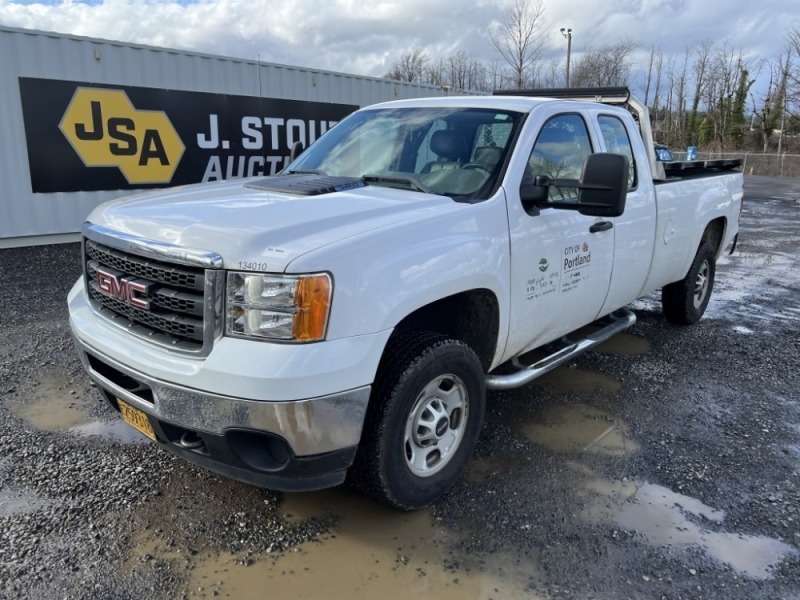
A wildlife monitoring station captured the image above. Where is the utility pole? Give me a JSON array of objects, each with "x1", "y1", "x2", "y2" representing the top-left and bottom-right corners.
[
  {"x1": 560, "y1": 27, "x2": 572, "y2": 87},
  {"x1": 778, "y1": 92, "x2": 786, "y2": 155}
]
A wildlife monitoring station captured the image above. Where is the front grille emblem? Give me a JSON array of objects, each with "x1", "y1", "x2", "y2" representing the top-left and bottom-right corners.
[{"x1": 96, "y1": 267, "x2": 151, "y2": 310}]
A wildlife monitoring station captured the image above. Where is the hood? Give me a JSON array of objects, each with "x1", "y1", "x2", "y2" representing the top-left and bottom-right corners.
[{"x1": 88, "y1": 178, "x2": 457, "y2": 272}]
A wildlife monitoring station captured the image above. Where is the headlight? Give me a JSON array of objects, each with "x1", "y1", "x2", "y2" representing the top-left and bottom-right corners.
[{"x1": 226, "y1": 272, "x2": 332, "y2": 342}]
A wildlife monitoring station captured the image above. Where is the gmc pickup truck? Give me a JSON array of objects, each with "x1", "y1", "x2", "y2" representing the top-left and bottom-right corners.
[{"x1": 68, "y1": 87, "x2": 743, "y2": 509}]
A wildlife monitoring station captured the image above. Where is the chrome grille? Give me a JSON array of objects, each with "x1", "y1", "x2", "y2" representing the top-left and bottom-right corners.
[
  {"x1": 84, "y1": 240, "x2": 208, "y2": 351},
  {"x1": 86, "y1": 241, "x2": 204, "y2": 291}
]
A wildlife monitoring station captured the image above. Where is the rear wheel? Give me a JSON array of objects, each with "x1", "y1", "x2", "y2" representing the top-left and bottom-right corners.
[
  {"x1": 662, "y1": 242, "x2": 716, "y2": 325},
  {"x1": 351, "y1": 332, "x2": 485, "y2": 510}
]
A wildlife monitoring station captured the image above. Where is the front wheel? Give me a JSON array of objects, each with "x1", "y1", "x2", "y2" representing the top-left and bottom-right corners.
[
  {"x1": 662, "y1": 241, "x2": 716, "y2": 325},
  {"x1": 350, "y1": 332, "x2": 486, "y2": 510}
]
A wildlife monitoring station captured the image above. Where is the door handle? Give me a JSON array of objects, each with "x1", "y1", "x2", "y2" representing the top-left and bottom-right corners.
[{"x1": 589, "y1": 221, "x2": 613, "y2": 233}]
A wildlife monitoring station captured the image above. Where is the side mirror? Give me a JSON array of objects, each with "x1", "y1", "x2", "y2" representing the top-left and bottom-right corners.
[
  {"x1": 289, "y1": 141, "x2": 305, "y2": 163},
  {"x1": 577, "y1": 153, "x2": 628, "y2": 217},
  {"x1": 520, "y1": 153, "x2": 628, "y2": 217},
  {"x1": 519, "y1": 179, "x2": 549, "y2": 207}
]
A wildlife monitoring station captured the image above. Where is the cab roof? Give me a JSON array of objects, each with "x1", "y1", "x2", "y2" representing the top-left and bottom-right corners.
[{"x1": 365, "y1": 95, "x2": 559, "y2": 114}]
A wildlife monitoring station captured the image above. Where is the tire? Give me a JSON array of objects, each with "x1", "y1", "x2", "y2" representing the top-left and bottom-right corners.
[
  {"x1": 350, "y1": 331, "x2": 486, "y2": 510},
  {"x1": 662, "y1": 241, "x2": 716, "y2": 325}
]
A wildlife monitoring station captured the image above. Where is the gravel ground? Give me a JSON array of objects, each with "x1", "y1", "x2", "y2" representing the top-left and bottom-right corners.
[{"x1": 0, "y1": 175, "x2": 798, "y2": 599}]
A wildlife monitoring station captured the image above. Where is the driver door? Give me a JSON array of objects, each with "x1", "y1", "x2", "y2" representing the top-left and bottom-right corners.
[{"x1": 503, "y1": 110, "x2": 615, "y2": 360}]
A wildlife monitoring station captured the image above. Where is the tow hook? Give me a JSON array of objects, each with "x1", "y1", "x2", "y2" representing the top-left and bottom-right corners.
[{"x1": 177, "y1": 431, "x2": 205, "y2": 451}]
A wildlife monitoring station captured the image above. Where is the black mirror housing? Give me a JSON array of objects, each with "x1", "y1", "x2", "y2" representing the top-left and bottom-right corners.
[
  {"x1": 519, "y1": 153, "x2": 628, "y2": 217},
  {"x1": 577, "y1": 153, "x2": 628, "y2": 217},
  {"x1": 519, "y1": 180, "x2": 549, "y2": 205}
]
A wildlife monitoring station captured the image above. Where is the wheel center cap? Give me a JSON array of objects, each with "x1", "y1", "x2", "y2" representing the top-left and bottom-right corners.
[{"x1": 435, "y1": 417, "x2": 449, "y2": 437}]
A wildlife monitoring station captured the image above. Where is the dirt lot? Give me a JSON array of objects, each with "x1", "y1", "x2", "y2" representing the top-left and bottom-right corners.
[{"x1": 1, "y1": 175, "x2": 798, "y2": 600}]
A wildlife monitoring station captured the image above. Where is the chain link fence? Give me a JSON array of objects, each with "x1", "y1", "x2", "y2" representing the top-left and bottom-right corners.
[{"x1": 671, "y1": 151, "x2": 800, "y2": 178}]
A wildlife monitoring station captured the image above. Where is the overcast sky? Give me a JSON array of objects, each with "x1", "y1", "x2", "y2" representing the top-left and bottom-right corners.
[{"x1": 1, "y1": 0, "x2": 798, "y2": 88}]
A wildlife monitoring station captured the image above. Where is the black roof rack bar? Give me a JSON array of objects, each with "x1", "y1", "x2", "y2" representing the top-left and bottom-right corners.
[{"x1": 493, "y1": 87, "x2": 631, "y2": 105}]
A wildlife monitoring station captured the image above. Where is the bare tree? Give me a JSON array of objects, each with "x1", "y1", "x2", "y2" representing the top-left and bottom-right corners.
[
  {"x1": 570, "y1": 40, "x2": 638, "y2": 88},
  {"x1": 786, "y1": 26, "x2": 800, "y2": 128},
  {"x1": 489, "y1": 0, "x2": 547, "y2": 88},
  {"x1": 378, "y1": 24, "x2": 800, "y2": 151},
  {"x1": 426, "y1": 57, "x2": 448, "y2": 87},
  {"x1": 448, "y1": 51, "x2": 471, "y2": 90},
  {"x1": 666, "y1": 48, "x2": 690, "y2": 147},
  {"x1": 643, "y1": 45, "x2": 660, "y2": 106},
  {"x1": 752, "y1": 52, "x2": 791, "y2": 152},
  {"x1": 385, "y1": 47, "x2": 429, "y2": 83},
  {"x1": 538, "y1": 57, "x2": 564, "y2": 88},
  {"x1": 487, "y1": 59, "x2": 506, "y2": 91},
  {"x1": 704, "y1": 46, "x2": 751, "y2": 152},
  {"x1": 687, "y1": 41, "x2": 714, "y2": 145}
]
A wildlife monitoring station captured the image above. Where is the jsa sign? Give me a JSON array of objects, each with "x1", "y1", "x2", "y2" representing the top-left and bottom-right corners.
[
  {"x1": 60, "y1": 88, "x2": 185, "y2": 185},
  {"x1": 19, "y1": 78, "x2": 357, "y2": 193}
]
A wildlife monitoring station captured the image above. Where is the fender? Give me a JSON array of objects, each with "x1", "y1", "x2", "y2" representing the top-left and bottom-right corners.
[
  {"x1": 286, "y1": 189, "x2": 512, "y2": 369},
  {"x1": 642, "y1": 171, "x2": 742, "y2": 292}
]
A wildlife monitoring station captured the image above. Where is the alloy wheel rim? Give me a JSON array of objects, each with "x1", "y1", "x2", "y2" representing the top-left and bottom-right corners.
[
  {"x1": 693, "y1": 260, "x2": 710, "y2": 309},
  {"x1": 403, "y1": 374, "x2": 469, "y2": 478}
]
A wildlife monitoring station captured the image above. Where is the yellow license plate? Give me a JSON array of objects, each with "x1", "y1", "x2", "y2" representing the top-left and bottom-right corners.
[{"x1": 118, "y1": 399, "x2": 157, "y2": 442}]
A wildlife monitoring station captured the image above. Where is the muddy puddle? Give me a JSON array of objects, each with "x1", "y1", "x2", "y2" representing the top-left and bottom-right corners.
[
  {"x1": 594, "y1": 333, "x2": 650, "y2": 355},
  {"x1": 5, "y1": 370, "x2": 144, "y2": 444},
  {"x1": 146, "y1": 488, "x2": 541, "y2": 599},
  {"x1": 522, "y1": 403, "x2": 639, "y2": 456},
  {"x1": 5, "y1": 371, "x2": 94, "y2": 431},
  {"x1": 534, "y1": 366, "x2": 622, "y2": 396},
  {"x1": 577, "y1": 474, "x2": 795, "y2": 580},
  {"x1": 612, "y1": 483, "x2": 795, "y2": 579}
]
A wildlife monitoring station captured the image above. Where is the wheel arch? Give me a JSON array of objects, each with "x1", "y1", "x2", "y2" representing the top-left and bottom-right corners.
[
  {"x1": 701, "y1": 217, "x2": 726, "y2": 257},
  {"x1": 389, "y1": 289, "x2": 500, "y2": 373}
]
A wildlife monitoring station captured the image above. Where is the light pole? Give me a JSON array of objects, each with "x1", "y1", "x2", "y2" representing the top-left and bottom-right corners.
[{"x1": 560, "y1": 27, "x2": 572, "y2": 88}]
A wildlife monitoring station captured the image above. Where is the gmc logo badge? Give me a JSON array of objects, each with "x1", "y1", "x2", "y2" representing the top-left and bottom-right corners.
[{"x1": 96, "y1": 268, "x2": 151, "y2": 310}]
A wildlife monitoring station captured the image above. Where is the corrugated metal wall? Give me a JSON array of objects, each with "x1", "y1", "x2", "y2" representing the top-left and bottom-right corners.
[{"x1": 0, "y1": 26, "x2": 468, "y2": 247}]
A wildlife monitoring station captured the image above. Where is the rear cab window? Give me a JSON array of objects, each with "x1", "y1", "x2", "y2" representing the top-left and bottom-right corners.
[{"x1": 598, "y1": 115, "x2": 637, "y2": 190}]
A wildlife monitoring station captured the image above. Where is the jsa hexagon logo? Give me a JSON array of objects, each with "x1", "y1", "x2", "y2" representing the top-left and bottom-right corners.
[{"x1": 59, "y1": 88, "x2": 184, "y2": 185}]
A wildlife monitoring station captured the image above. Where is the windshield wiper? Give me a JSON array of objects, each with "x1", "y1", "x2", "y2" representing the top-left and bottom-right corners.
[{"x1": 362, "y1": 174, "x2": 432, "y2": 194}]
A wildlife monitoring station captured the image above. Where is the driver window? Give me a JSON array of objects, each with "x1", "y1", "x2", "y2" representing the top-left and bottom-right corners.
[
  {"x1": 598, "y1": 115, "x2": 637, "y2": 189},
  {"x1": 527, "y1": 114, "x2": 593, "y2": 202}
]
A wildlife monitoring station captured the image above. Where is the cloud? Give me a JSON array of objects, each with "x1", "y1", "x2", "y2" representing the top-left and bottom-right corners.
[{"x1": 0, "y1": 0, "x2": 797, "y2": 81}]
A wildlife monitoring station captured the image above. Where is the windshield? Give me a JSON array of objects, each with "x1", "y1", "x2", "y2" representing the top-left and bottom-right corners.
[{"x1": 287, "y1": 107, "x2": 522, "y2": 200}]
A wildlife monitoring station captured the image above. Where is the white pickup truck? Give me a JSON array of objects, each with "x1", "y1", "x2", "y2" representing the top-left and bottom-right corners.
[{"x1": 68, "y1": 87, "x2": 743, "y2": 509}]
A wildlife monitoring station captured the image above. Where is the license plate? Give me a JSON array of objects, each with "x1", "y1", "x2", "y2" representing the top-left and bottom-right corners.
[{"x1": 118, "y1": 399, "x2": 157, "y2": 442}]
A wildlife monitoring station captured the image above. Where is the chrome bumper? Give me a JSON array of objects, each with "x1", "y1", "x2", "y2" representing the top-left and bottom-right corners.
[{"x1": 72, "y1": 333, "x2": 371, "y2": 457}]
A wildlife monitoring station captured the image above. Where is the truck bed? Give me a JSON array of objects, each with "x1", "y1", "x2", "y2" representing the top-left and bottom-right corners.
[{"x1": 662, "y1": 158, "x2": 743, "y2": 177}]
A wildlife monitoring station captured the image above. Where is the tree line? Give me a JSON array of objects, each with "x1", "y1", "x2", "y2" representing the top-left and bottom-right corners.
[{"x1": 384, "y1": 0, "x2": 800, "y2": 154}]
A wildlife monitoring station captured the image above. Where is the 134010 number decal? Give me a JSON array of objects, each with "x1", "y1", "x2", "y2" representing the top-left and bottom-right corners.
[{"x1": 238, "y1": 261, "x2": 269, "y2": 271}]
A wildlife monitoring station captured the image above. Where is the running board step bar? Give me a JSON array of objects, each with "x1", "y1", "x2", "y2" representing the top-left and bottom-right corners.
[{"x1": 485, "y1": 308, "x2": 636, "y2": 391}]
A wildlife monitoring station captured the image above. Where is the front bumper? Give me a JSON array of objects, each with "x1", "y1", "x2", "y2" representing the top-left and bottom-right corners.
[
  {"x1": 67, "y1": 259, "x2": 391, "y2": 490},
  {"x1": 72, "y1": 335, "x2": 371, "y2": 491}
]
